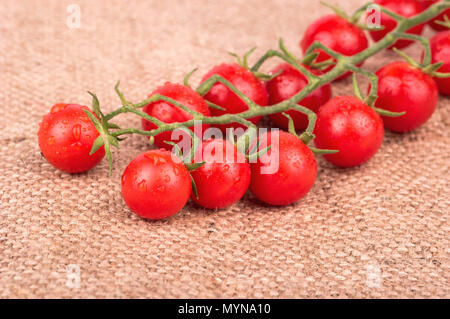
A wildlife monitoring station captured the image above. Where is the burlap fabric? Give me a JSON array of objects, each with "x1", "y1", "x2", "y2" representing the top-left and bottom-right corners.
[{"x1": 0, "y1": 0, "x2": 448, "y2": 299}]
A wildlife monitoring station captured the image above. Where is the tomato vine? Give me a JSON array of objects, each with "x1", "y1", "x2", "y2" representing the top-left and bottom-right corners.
[{"x1": 83, "y1": 0, "x2": 450, "y2": 174}]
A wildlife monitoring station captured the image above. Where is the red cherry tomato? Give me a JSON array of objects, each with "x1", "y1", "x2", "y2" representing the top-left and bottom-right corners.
[
  {"x1": 265, "y1": 63, "x2": 332, "y2": 130},
  {"x1": 430, "y1": 30, "x2": 450, "y2": 95},
  {"x1": 190, "y1": 139, "x2": 251, "y2": 209},
  {"x1": 38, "y1": 103, "x2": 105, "y2": 173},
  {"x1": 314, "y1": 96, "x2": 384, "y2": 168},
  {"x1": 121, "y1": 149, "x2": 191, "y2": 220},
  {"x1": 374, "y1": 61, "x2": 439, "y2": 132},
  {"x1": 300, "y1": 14, "x2": 369, "y2": 80},
  {"x1": 368, "y1": 0, "x2": 425, "y2": 49},
  {"x1": 420, "y1": 0, "x2": 450, "y2": 31},
  {"x1": 142, "y1": 82, "x2": 210, "y2": 149},
  {"x1": 249, "y1": 131, "x2": 317, "y2": 206},
  {"x1": 200, "y1": 63, "x2": 268, "y2": 132}
]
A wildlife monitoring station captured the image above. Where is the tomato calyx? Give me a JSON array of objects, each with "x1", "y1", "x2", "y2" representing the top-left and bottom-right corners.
[
  {"x1": 183, "y1": 68, "x2": 226, "y2": 112},
  {"x1": 349, "y1": 66, "x2": 406, "y2": 118},
  {"x1": 163, "y1": 128, "x2": 206, "y2": 199},
  {"x1": 226, "y1": 127, "x2": 272, "y2": 163},
  {"x1": 227, "y1": 47, "x2": 282, "y2": 81},
  {"x1": 392, "y1": 46, "x2": 450, "y2": 80},
  {"x1": 83, "y1": 91, "x2": 122, "y2": 175},
  {"x1": 280, "y1": 112, "x2": 337, "y2": 155}
]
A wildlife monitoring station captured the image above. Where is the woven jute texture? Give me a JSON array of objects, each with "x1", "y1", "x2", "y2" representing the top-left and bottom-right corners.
[{"x1": 0, "y1": 0, "x2": 449, "y2": 298}]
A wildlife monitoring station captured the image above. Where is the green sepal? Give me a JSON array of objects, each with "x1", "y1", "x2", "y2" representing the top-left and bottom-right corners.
[
  {"x1": 184, "y1": 68, "x2": 199, "y2": 87},
  {"x1": 173, "y1": 126, "x2": 202, "y2": 163},
  {"x1": 309, "y1": 146, "x2": 339, "y2": 155},
  {"x1": 164, "y1": 141, "x2": 184, "y2": 161},
  {"x1": 302, "y1": 52, "x2": 319, "y2": 66},
  {"x1": 107, "y1": 122, "x2": 121, "y2": 130},
  {"x1": 282, "y1": 112, "x2": 298, "y2": 138},
  {"x1": 310, "y1": 59, "x2": 336, "y2": 70},
  {"x1": 278, "y1": 38, "x2": 298, "y2": 62},
  {"x1": 432, "y1": 71, "x2": 450, "y2": 78},
  {"x1": 229, "y1": 47, "x2": 257, "y2": 69},
  {"x1": 190, "y1": 174, "x2": 199, "y2": 200},
  {"x1": 392, "y1": 48, "x2": 421, "y2": 68},
  {"x1": 352, "y1": 73, "x2": 364, "y2": 101},
  {"x1": 247, "y1": 145, "x2": 271, "y2": 162},
  {"x1": 205, "y1": 101, "x2": 226, "y2": 111},
  {"x1": 87, "y1": 91, "x2": 103, "y2": 118},
  {"x1": 108, "y1": 135, "x2": 120, "y2": 149},
  {"x1": 373, "y1": 107, "x2": 406, "y2": 117},
  {"x1": 90, "y1": 136, "x2": 105, "y2": 155},
  {"x1": 356, "y1": 23, "x2": 385, "y2": 31},
  {"x1": 236, "y1": 127, "x2": 257, "y2": 155},
  {"x1": 253, "y1": 69, "x2": 283, "y2": 81},
  {"x1": 320, "y1": 1, "x2": 349, "y2": 20},
  {"x1": 243, "y1": 47, "x2": 257, "y2": 69},
  {"x1": 185, "y1": 162, "x2": 205, "y2": 172},
  {"x1": 83, "y1": 108, "x2": 102, "y2": 131},
  {"x1": 299, "y1": 132, "x2": 315, "y2": 145},
  {"x1": 423, "y1": 62, "x2": 444, "y2": 75},
  {"x1": 228, "y1": 51, "x2": 243, "y2": 66},
  {"x1": 82, "y1": 108, "x2": 113, "y2": 175}
]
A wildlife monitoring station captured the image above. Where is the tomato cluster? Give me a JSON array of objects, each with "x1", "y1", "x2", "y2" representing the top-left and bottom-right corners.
[{"x1": 38, "y1": 1, "x2": 450, "y2": 221}]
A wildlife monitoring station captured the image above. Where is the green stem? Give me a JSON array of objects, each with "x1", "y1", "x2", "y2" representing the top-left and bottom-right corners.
[{"x1": 96, "y1": 1, "x2": 449, "y2": 144}]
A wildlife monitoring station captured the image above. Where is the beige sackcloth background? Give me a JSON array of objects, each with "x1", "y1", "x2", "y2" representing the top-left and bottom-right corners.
[{"x1": 0, "y1": 0, "x2": 449, "y2": 298}]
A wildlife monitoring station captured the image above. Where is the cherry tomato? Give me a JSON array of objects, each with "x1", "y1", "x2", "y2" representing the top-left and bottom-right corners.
[
  {"x1": 190, "y1": 139, "x2": 251, "y2": 209},
  {"x1": 265, "y1": 63, "x2": 332, "y2": 130},
  {"x1": 314, "y1": 96, "x2": 384, "y2": 168},
  {"x1": 200, "y1": 63, "x2": 268, "y2": 132},
  {"x1": 420, "y1": 0, "x2": 450, "y2": 31},
  {"x1": 38, "y1": 103, "x2": 105, "y2": 173},
  {"x1": 142, "y1": 82, "x2": 210, "y2": 149},
  {"x1": 374, "y1": 61, "x2": 438, "y2": 132},
  {"x1": 121, "y1": 149, "x2": 191, "y2": 220},
  {"x1": 368, "y1": 0, "x2": 425, "y2": 49},
  {"x1": 429, "y1": 30, "x2": 450, "y2": 95},
  {"x1": 300, "y1": 14, "x2": 369, "y2": 80},
  {"x1": 249, "y1": 131, "x2": 317, "y2": 206}
]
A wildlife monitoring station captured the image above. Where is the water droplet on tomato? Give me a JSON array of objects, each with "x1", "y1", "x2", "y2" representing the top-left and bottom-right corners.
[
  {"x1": 72, "y1": 124, "x2": 81, "y2": 140},
  {"x1": 163, "y1": 175, "x2": 170, "y2": 183},
  {"x1": 223, "y1": 164, "x2": 230, "y2": 172},
  {"x1": 138, "y1": 180, "x2": 147, "y2": 192},
  {"x1": 173, "y1": 166, "x2": 180, "y2": 176},
  {"x1": 71, "y1": 141, "x2": 82, "y2": 150},
  {"x1": 47, "y1": 136, "x2": 55, "y2": 145},
  {"x1": 51, "y1": 103, "x2": 67, "y2": 113}
]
